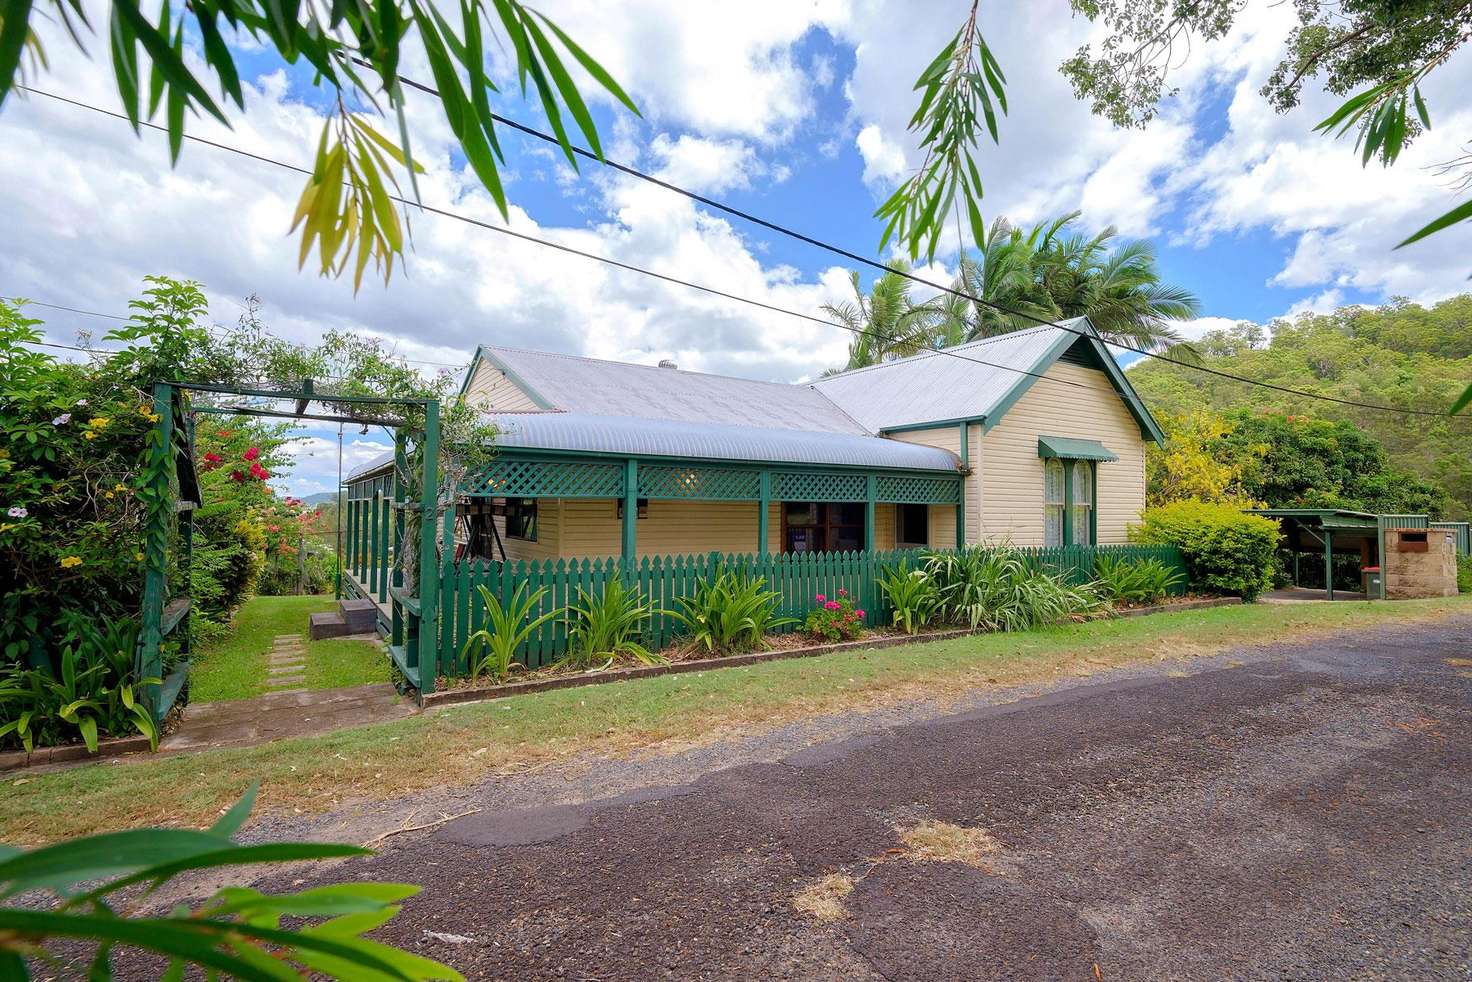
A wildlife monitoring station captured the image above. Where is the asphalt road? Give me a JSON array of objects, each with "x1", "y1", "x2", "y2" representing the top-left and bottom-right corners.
[{"x1": 261, "y1": 618, "x2": 1472, "y2": 979}]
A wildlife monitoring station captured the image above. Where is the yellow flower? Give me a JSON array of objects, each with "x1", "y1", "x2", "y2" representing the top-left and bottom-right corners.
[
  {"x1": 88, "y1": 417, "x2": 109, "y2": 429},
  {"x1": 83, "y1": 431, "x2": 97, "y2": 441},
  {"x1": 104, "y1": 491, "x2": 115, "y2": 500},
  {"x1": 135, "y1": 551, "x2": 145, "y2": 562},
  {"x1": 114, "y1": 483, "x2": 127, "y2": 492},
  {"x1": 59, "y1": 556, "x2": 82, "y2": 569}
]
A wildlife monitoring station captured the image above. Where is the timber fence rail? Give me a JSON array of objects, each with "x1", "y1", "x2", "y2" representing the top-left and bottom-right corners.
[{"x1": 435, "y1": 543, "x2": 1189, "y2": 675}]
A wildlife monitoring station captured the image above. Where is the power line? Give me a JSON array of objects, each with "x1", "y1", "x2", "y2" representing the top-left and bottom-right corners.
[
  {"x1": 2, "y1": 298, "x2": 129, "y2": 321},
  {"x1": 14, "y1": 85, "x2": 1096, "y2": 398},
  {"x1": 16, "y1": 83, "x2": 1466, "y2": 420},
  {"x1": 384, "y1": 69, "x2": 1472, "y2": 420},
  {"x1": 1, "y1": 293, "x2": 471, "y2": 370}
]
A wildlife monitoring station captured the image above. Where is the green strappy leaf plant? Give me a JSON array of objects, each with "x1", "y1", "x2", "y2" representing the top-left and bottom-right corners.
[
  {"x1": 461, "y1": 582, "x2": 559, "y2": 684},
  {"x1": 670, "y1": 572, "x2": 794, "y2": 654},
  {"x1": 562, "y1": 577, "x2": 665, "y2": 670},
  {"x1": 875, "y1": 561, "x2": 942, "y2": 635}
]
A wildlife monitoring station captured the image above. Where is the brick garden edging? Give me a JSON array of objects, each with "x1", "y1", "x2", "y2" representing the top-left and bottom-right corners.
[
  {"x1": 1116, "y1": 596, "x2": 1243, "y2": 618},
  {"x1": 0, "y1": 733, "x2": 153, "y2": 773},
  {"x1": 420, "y1": 596, "x2": 1245, "y2": 709}
]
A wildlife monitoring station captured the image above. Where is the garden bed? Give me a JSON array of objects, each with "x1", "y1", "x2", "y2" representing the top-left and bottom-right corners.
[
  {"x1": 421, "y1": 596, "x2": 1241, "y2": 709},
  {"x1": 0, "y1": 733, "x2": 154, "y2": 773}
]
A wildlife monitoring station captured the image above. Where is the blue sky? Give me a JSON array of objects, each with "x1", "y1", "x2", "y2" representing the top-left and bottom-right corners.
[{"x1": 3, "y1": 1, "x2": 1470, "y2": 496}]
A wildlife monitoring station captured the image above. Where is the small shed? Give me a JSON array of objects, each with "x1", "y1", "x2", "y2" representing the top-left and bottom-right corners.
[
  {"x1": 1249, "y1": 508, "x2": 1461, "y2": 600},
  {"x1": 1249, "y1": 508, "x2": 1381, "y2": 600}
]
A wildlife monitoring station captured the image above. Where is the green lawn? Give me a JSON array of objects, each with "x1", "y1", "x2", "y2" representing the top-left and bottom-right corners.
[
  {"x1": 190, "y1": 595, "x2": 389, "y2": 702},
  {"x1": 4, "y1": 595, "x2": 1469, "y2": 844}
]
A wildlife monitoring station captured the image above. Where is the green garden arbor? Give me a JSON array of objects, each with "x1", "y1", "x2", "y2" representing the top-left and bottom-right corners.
[{"x1": 136, "y1": 380, "x2": 442, "y2": 723}]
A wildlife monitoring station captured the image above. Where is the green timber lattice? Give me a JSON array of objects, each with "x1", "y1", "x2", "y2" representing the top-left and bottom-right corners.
[
  {"x1": 638, "y1": 464, "x2": 761, "y2": 500},
  {"x1": 875, "y1": 475, "x2": 961, "y2": 504},
  {"x1": 462, "y1": 458, "x2": 625, "y2": 498},
  {"x1": 770, "y1": 472, "x2": 868, "y2": 501}
]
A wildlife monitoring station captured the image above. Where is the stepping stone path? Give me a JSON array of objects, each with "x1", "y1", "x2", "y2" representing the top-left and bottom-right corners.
[{"x1": 266, "y1": 634, "x2": 307, "y2": 692}]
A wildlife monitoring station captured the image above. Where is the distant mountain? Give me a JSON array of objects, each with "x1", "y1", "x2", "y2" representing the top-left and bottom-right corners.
[
  {"x1": 299, "y1": 492, "x2": 339, "y2": 505},
  {"x1": 1130, "y1": 295, "x2": 1472, "y2": 519}
]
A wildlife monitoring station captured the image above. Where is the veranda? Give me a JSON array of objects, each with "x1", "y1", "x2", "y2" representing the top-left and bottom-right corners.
[{"x1": 341, "y1": 449, "x2": 1189, "y2": 692}]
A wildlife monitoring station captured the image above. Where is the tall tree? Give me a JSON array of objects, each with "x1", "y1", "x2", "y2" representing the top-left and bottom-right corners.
[
  {"x1": 821, "y1": 264, "x2": 945, "y2": 372},
  {"x1": 939, "y1": 211, "x2": 1201, "y2": 353}
]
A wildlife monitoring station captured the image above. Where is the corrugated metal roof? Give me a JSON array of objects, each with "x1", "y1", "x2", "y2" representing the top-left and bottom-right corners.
[
  {"x1": 810, "y1": 322, "x2": 1081, "y2": 432},
  {"x1": 346, "y1": 450, "x2": 394, "y2": 483},
  {"x1": 482, "y1": 345, "x2": 866, "y2": 433},
  {"x1": 487, "y1": 412, "x2": 959, "y2": 471}
]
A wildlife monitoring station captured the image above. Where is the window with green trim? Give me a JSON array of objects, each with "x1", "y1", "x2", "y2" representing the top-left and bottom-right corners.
[
  {"x1": 1044, "y1": 460, "x2": 1065, "y2": 547},
  {"x1": 1071, "y1": 461, "x2": 1093, "y2": 546}
]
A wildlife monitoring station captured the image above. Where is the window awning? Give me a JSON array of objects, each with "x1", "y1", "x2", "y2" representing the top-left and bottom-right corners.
[{"x1": 1037, "y1": 436, "x2": 1118, "y2": 462}]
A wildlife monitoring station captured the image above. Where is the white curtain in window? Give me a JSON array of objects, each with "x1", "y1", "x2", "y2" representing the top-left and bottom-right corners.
[
  {"x1": 1044, "y1": 459, "x2": 1065, "y2": 547},
  {"x1": 1071, "y1": 462, "x2": 1092, "y2": 546}
]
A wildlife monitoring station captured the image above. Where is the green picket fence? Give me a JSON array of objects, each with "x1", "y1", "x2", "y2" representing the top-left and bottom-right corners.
[{"x1": 437, "y1": 543, "x2": 1188, "y2": 675}]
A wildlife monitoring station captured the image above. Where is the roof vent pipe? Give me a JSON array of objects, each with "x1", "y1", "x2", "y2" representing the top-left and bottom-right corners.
[{"x1": 657, "y1": 359, "x2": 678, "y2": 369}]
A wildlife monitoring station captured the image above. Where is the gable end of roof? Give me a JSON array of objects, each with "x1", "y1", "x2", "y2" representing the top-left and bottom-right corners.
[{"x1": 976, "y1": 319, "x2": 1165, "y2": 444}]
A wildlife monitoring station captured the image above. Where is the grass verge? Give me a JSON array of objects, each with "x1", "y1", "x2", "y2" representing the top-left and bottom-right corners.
[
  {"x1": 4, "y1": 596, "x2": 1469, "y2": 844},
  {"x1": 190, "y1": 596, "x2": 387, "y2": 702}
]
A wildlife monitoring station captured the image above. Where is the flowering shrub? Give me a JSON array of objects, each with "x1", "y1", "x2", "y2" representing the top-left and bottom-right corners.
[
  {"x1": 0, "y1": 281, "x2": 292, "y2": 678},
  {"x1": 801, "y1": 588, "x2": 866, "y2": 642},
  {"x1": 256, "y1": 496, "x2": 338, "y2": 596}
]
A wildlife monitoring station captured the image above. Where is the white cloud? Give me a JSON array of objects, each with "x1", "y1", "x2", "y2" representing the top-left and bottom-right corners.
[
  {"x1": 833, "y1": 0, "x2": 1472, "y2": 303},
  {"x1": 650, "y1": 134, "x2": 759, "y2": 193},
  {"x1": 528, "y1": 0, "x2": 849, "y2": 142},
  {"x1": 0, "y1": 5, "x2": 859, "y2": 393},
  {"x1": 855, "y1": 124, "x2": 905, "y2": 185},
  {"x1": 1173, "y1": 315, "x2": 1247, "y2": 341}
]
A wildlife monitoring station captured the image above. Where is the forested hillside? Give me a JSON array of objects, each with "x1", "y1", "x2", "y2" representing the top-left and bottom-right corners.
[{"x1": 1129, "y1": 296, "x2": 1472, "y2": 519}]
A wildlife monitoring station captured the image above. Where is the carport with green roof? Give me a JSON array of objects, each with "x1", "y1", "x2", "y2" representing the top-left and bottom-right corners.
[{"x1": 1248, "y1": 508, "x2": 1383, "y2": 601}]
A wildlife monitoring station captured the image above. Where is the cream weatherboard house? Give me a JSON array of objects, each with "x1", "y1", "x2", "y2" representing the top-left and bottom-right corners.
[{"x1": 345, "y1": 317, "x2": 1164, "y2": 566}]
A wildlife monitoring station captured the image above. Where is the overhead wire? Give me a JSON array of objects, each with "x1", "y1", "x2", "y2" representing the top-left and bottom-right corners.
[
  {"x1": 13, "y1": 83, "x2": 1466, "y2": 419},
  {"x1": 13, "y1": 85, "x2": 1098, "y2": 397}
]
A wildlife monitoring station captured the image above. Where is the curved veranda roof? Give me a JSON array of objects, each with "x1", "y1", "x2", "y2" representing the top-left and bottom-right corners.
[
  {"x1": 345, "y1": 411, "x2": 960, "y2": 484},
  {"x1": 487, "y1": 412, "x2": 960, "y2": 471}
]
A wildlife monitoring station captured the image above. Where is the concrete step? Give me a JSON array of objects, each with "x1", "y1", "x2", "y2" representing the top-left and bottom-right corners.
[
  {"x1": 309, "y1": 611, "x2": 349, "y2": 640},
  {"x1": 340, "y1": 598, "x2": 380, "y2": 632}
]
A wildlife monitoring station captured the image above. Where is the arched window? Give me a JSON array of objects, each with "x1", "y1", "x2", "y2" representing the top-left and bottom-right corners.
[
  {"x1": 1072, "y1": 461, "x2": 1093, "y2": 546},
  {"x1": 1044, "y1": 459, "x2": 1066, "y2": 547}
]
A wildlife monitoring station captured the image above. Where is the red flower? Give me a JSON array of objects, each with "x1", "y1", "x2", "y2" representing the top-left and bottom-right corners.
[
  {"x1": 249, "y1": 461, "x2": 268, "y2": 480},
  {"x1": 230, "y1": 470, "x2": 245, "y2": 483},
  {"x1": 202, "y1": 451, "x2": 223, "y2": 471},
  {"x1": 243, "y1": 447, "x2": 261, "y2": 462}
]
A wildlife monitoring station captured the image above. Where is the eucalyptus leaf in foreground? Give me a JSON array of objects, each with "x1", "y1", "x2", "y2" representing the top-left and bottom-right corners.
[{"x1": 0, "y1": 788, "x2": 463, "y2": 980}]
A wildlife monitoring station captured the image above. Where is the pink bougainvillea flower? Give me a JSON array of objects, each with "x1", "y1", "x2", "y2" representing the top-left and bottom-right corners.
[
  {"x1": 824, "y1": 601, "x2": 840, "y2": 611},
  {"x1": 837, "y1": 588, "x2": 847, "y2": 597},
  {"x1": 230, "y1": 470, "x2": 246, "y2": 483},
  {"x1": 855, "y1": 609, "x2": 865, "y2": 618},
  {"x1": 243, "y1": 447, "x2": 261, "y2": 461},
  {"x1": 815, "y1": 594, "x2": 826, "y2": 603}
]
